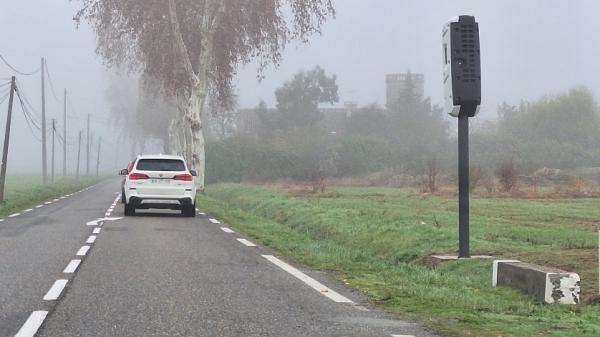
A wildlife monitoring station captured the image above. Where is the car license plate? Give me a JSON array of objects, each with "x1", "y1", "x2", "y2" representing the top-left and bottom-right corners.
[{"x1": 151, "y1": 179, "x2": 170, "y2": 184}]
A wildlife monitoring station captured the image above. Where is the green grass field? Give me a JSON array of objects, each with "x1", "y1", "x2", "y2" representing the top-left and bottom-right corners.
[
  {"x1": 0, "y1": 176, "x2": 98, "y2": 217},
  {"x1": 198, "y1": 183, "x2": 600, "y2": 337}
]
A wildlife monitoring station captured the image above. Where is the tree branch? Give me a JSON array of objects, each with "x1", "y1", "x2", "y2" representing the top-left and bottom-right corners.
[{"x1": 167, "y1": 0, "x2": 196, "y2": 83}]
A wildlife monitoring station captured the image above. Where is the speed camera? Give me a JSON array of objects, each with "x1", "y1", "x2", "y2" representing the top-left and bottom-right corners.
[{"x1": 442, "y1": 15, "x2": 481, "y2": 117}]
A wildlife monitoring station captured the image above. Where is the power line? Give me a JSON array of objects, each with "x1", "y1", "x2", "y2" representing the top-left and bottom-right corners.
[
  {"x1": 43, "y1": 59, "x2": 62, "y2": 104},
  {"x1": 14, "y1": 87, "x2": 43, "y2": 142},
  {"x1": 0, "y1": 54, "x2": 41, "y2": 76}
]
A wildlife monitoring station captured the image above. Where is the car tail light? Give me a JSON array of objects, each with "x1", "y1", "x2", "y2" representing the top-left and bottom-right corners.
[
  {"x1": 129, "y1": 173, "x2": 149, "y2": 180},
  {"x1": 173, "y1": 174, "x2": 193, "y2": 181}
]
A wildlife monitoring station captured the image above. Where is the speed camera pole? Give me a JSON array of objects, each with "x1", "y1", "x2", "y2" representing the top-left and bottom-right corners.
[
  {"x1": 442, "y1": 15, "x2": 481, "y2": 258},
  {"x1": 458, "y1": 111, "x2": 470, "y2": 257}
]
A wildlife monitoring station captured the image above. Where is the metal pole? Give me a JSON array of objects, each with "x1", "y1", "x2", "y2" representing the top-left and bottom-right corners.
[
  {"x1": 51, "y1": 119, "x2": 55, "y2": 183},
  {"x1": 86, "y1": 114, "x2": 90, "y2": 176},
  {"x1": 41, "y1": 58, "x2": 47, "y2": 183},
  {"x1": 76, "y1": 130, "x2": 81, "y2": 178},
  {"x1": 96, "y1": 136, "x2": 101, "y2": 177},
  {"x1": 63, "y1": 89, "x2": 67, "y2": 177},
  {"x1": 0, "y1": 77, "x2": 16, "y2": 202},
  {"x1": 458, "y1": 108, "x2": 471, "y2": 258}
]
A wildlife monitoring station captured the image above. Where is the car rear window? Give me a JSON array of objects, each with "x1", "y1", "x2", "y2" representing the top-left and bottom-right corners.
[{"x1": 136, "y1": 159, "x2": 186, "y2": 171}]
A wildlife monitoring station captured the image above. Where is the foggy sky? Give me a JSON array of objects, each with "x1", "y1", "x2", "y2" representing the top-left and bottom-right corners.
[{"x1": 1, "y1": 0, "x2": 599, "y2": 173}]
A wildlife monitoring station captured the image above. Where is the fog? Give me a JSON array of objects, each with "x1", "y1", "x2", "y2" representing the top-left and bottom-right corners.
[{"x1": 1, "y1": 0, "x2": 599, "y2": 176}]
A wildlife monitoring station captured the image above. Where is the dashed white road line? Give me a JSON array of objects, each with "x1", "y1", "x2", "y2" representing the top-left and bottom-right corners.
[
  {"x1": 208, "y1": 218, "x2": 220, "y2": 224},
  {"x1": 23, "y1": 208, "x2": 33, "y2": 213},
  {"x1": 43, "y1": 279, "x2": 68, "y2": 300},
  {"x1": 8, "y1": 213, "x2": 20, "y2": 217},
  {"x1": 262, "y1": 255, "x2": 354, "y2": 303},
  {"x1": 35, "y1": 204, "x2": 43, "y2": 208},
  {"x1": 76, "y1": 245, "x2": 90, "y2": 256},
  {"x1": 86, "y1": 235, "x2": 97, "y2": 244},
  {"x1": 198, "y1": 212, "x2": 205, "y2": 215},
  {"x1": 52, "y1": 198, "x2": 59, "y2": 202},
  {"x1": 44, "y1": 201, "x2": 52, "y2": 205},
  {"x1": 104, "y1": 212, "x2": 111, "y2": 216},
  {"x1": 220, "y1": 227, "x2": 235, "y2": 233},
  {"x1": 236, "y1": 238, "x2": 257, "y2": 247},
  {"x1": 391, "y1": 335, "x2": 415, "y2": 337},
  {"x1": 92, "y1": 228, "x2": 101, "y2": 234},
  {"x1": 63, "y1": 259, "x2": 81, "y2": 273},
  {"x1": 14, "y1": 311, "x2": 48, "y2": 337},
  {"x1": 0, "y1": 219, "x2": 4, "y2": 222}
]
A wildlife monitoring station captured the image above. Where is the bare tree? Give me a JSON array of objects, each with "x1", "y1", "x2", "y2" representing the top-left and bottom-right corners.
[
  {"x1": 75, "y1": 0, "x2": 335, "y2": 189},
  {"x1": 495, "y1": 158, "x2": 518, "y2": 192}
]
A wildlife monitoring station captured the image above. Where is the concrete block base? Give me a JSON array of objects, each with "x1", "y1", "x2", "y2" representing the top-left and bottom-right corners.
[{"x1": 494, "y1": 260, "x2": 580, "y2": 304}]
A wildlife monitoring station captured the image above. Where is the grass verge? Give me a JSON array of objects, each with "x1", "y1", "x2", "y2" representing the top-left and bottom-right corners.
[
  {"x1": 198, "y1": 183, "x2": 600, "y2": 337},
  {"x1": 0, "y1": 176, "x2": 99, "y2": 217}
]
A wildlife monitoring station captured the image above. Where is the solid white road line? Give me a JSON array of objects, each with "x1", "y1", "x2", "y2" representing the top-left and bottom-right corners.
[
  {"x1": 86, "y1": 235, "x2": 97, "y2": 244},
  {"x1": 23, "y1": 208, "x2": 33, "y2": 213},
  {"x1": 208, "y1": 218, "x2": 220, "y2": 224},
  {"x1": 35, "y1": 204, "x2": 43, "y2": 208},
  {"x1": 220, "y1": 227, "x2": 235, "y2": 233},
  {"x1": 8, "y1": 213, "x2": 20, "y2": 217},
  {"x1": 92, "y1": 228, "x2": 101, "y2": 234},
  {"x1": 76, "y1": 245, "x2": 90, "y2": 256},
  {"x1": 14, "y1": 311, "x2": 48, "y2": 337},
  {"x1": 43, "y1": 279, "x2": 68, "y2": 300},
  {"x1": 63, "y1": 259, "x2": 82, "y2": 273},
  {"x1": 262, "y1": 255, "x2": 354, "y2": 303},
  {"x1": 236, "y1": 238, "x2": 257, "y2": 247}
]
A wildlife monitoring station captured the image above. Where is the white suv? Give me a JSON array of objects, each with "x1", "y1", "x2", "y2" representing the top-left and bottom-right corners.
[{"x1": 120, "y1": 155, "x2": 197, "y2": 217}]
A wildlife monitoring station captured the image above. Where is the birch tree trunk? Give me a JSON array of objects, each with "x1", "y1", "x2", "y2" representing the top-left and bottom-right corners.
[{"x1": 167, "y1": 0, "x2": 221, "y2": 191}]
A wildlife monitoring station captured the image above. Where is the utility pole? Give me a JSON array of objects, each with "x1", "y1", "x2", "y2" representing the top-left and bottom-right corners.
[
  {"x1": 0, "y1": 77, "x2": 16, "y2": 202},
  {"x1": 86, "y1": 113, "x2": 90, "y2": 176},
  {"x1": 96, "y1": 136, "x2": 101, "y2": 177},
  {"x1": 63, "y1": 88, "x2": 67, "y2": 177},
  {"x1": 76, "y1": 130, "x2": 81, "y2": 178},
  {"x1": 41, "y1": 58, "x2": 47, "y2": 184},
  {"x1": 51, "y1": 119, "x2": 56, "y2": 183}
]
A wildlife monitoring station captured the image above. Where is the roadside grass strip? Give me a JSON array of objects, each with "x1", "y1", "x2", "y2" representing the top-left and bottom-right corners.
[
  {"x1": 63, "y1": 259, "x2": 81, "y2": 273},
  {"x1": 43, "y1": 279, "x2": 68, "y2": 301},
  {"x1": 236, "y1": 238, "x2": 257, "y2": 247},
  {"x1": 14, "y1": 311, "x2": 48, "y2": 337},
  {"x1": 262, "y1": 255, "x2": 353, "y2": 303}
]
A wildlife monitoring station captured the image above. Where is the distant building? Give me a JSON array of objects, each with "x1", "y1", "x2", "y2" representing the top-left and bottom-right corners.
[{"x1": 385, "y1": 72, "x2": 424, "y2": 108}]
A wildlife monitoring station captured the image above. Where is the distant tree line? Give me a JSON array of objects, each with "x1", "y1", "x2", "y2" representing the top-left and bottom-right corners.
[{"x1": 205, "y1": 67, "x2": 600, "y2": 186}]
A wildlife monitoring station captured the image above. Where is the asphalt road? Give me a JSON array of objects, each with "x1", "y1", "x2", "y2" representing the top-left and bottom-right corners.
[{"x1": 1, "y1": 179, "x2": 434, "y2": 337}]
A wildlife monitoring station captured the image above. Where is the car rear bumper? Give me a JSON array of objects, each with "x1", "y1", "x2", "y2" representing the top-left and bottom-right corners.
[{"x1": 128, "y1": 196, "x2": 195, "y2": 209}]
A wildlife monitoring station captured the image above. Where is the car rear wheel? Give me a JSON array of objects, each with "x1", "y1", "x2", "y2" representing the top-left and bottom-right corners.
[
  {"x1": 124, "y1": 202, "x2": 135, "y2": 216},
  {"x1": 182, "y1": 204, "x2": 196, "y2": 217}
]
